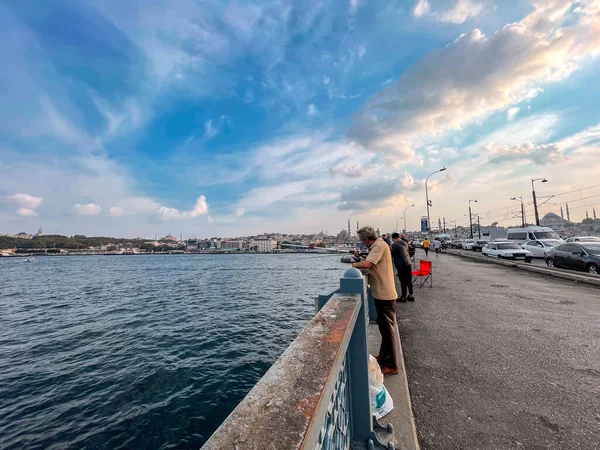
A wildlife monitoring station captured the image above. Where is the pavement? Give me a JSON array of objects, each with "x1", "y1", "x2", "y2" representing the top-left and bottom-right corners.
[
  {"x1": 398, "y1": 249, "x2": 600, "y2": 450},
  {"x1": 368, "y1": 323, "x2": 419, "y2": 450}
]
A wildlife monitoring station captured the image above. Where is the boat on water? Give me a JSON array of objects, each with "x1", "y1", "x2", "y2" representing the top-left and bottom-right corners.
[
  {"x1": 340, "y1": 255, "x2": 355, "y2": 263},
  {"x1": 24, "y1": 257, "x2": 35, "y2": 262}
]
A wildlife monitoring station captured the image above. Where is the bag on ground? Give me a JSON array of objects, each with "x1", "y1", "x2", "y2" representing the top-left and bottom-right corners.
[{"x1": 368, "y1": 355, "x2": 394, "y2": 419}]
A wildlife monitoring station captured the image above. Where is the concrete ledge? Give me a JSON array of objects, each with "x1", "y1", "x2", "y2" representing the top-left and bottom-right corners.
[
  {"x1": 368, "y1": 323, "x2": 420, "y2": 450},
  {"x1": 446, "y1": 249, "x2": 600, "y2": 287}
]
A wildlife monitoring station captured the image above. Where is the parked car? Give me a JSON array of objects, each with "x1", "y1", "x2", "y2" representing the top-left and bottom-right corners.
[
  {"x1": 471, "y1": 240, "x2": 490, "y2": 252},
  {"x1": 565, "y1": 236, "x2": 600, "y2": 243},
  {"x1": 482, "y1": 242, "x2": 533, "y2": 262},
  {"x1": 462, "y1": 239, "x2": 476, "y2": 250},
  {"x1": 450, "y1": 239, "x2": 464, "y2": 249},
  {"x1": 544, "y1": 243, "x2": 600, "y2": 274},
  {"x1": 521, "y1": 239, "x2": 563, "y2": 258}
]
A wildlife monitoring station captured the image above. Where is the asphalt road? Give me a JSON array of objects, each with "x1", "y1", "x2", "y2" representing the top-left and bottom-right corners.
[{"x1": 398, "y1": 250, "x2": 600, "y2": 450}]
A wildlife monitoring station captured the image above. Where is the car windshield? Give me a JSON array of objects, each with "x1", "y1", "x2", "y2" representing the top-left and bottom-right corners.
[
  {"x1": 497, "y1": 243, "x2": 521, "y2": 249},
  {"x1": 542, "y1": 240, "x2": 562, "y2": 247},
  {"x1": 582, "y1": 244, "x2": 600, "y2": 255},
  {"x1": 534, "y1": 231, "x2": 560, "y2": 239}
]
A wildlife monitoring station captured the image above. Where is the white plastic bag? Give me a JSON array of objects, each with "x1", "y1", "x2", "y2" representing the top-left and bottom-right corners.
[{"x1": 368, "y1": 355, "x2": 394, "y2": 419}]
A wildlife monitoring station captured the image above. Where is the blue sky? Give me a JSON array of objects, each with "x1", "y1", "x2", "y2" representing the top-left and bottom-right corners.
[{"x1": 2, "y1": 0, "x2": 600, "y2": 238}]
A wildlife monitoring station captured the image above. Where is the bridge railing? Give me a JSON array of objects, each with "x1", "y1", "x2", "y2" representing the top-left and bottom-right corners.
[{"x1": 201, "y1": 268, "x2": 394, "y2": 450}]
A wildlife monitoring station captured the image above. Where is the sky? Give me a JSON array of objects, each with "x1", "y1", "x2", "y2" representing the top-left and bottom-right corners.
[{"x1": 1, "y1": 0, "x2": 600, "y2": 238}]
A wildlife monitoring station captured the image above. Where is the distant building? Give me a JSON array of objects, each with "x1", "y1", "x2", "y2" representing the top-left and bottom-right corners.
[
  {"x1": 36, "y1": 227, "x2": 44, "y2": 236},
  {"x1": 540, "y1": 212, "x2": 567, "y2": 228},
  {"x1": 222, "y1": 240, "x2": 243, "y2": 250},
  {"x1": 162, "y1": 233, "x2": 178, "y2": 241},
  {"x1": 251, "y1": 239, "x2": 277, "y2": 252}
]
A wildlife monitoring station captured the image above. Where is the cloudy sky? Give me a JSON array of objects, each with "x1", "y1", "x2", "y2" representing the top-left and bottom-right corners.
[{"x1": 1, "y1": 0, "x2": 600, "y2": 238}]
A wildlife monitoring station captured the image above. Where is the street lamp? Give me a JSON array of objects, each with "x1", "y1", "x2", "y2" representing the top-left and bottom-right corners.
[
  {"x1": 403, "y1": 204, "x2": 415, "y2": 233},
  {"x1": 394, "y1": 218, "x2": 402, "y2": 233},
  {"x1": 531, "y1": 178, "x2": 548, "y2": 226},
  {"x1": 468, "y1": 199, "x2": 477, "y2": 239},
  {"x1": 425, "y1": 167, "x2": 447, "y2": 234},
  {"x1": 510, "y1": 197, "x2": 526, "y2": 228},
  {"x1": 450, "y1": 220, "x2": 457, "y2": 238}
]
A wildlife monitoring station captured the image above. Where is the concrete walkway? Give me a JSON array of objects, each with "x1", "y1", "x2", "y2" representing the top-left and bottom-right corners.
[{"x1": 398, "y1": 250, "x2": 600, "y2": 450}]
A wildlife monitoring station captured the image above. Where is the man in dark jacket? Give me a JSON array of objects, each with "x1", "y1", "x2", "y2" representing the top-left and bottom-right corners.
[
  {"x1": 402, "y1": 233, "x2": 416, "y2": 260},
  {"x1": 391, "y1": 233, "x2": 415, "y2": 302}
]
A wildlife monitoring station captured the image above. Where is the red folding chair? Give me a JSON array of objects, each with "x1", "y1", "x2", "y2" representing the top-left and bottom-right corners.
[{"x1": 412, "y1": 260, "x2": 433, "y2": 288}]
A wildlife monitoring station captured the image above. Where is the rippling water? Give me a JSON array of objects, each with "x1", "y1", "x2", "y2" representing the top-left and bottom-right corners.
[{"x1": 0, "y1": 254, "x2": 347, "y2": 449}]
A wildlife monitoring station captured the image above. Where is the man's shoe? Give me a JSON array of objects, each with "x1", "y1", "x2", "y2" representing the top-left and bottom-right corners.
[
  {"x1": 398, "y1": 297, "x2": 408, "y2": 303},
  {"x1": 407, "y1": 295, "x2": 415, "y2": 302},
  {"x1": 381, "y1": 367, "x2": 399, "y2": 375}
]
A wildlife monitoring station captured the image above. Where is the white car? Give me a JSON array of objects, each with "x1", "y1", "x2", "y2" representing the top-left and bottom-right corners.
[
  {"x1": 565, "y1": 236, "x2": 600, "y2": 243},
  {"x1": 462, "y1": 239, "x2": 476, "y2": 250},
  {"x1": 482, "y1": 242, "x2": 533, "y2": 262},
  {"x1": 521, "y1": 239, "x2": 563, "y2": 258}
]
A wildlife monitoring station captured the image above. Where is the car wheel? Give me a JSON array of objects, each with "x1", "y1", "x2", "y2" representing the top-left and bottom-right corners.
[
  {"x1": 546, "y1": 258, "x2": 554, "y2": 268},
  {"x1": 498, "y1": 255, "x2": 502, "y2": 259},
  {"x1": 587, "y1": 263, "x2": 599, "y2": 275},
  {"x1": 525, "y1": 257, "x2": 532, "y2": 263}
]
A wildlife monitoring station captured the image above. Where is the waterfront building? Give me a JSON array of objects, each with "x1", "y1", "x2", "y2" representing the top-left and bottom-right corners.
[
  {"x1": 251, "y1": 239, "x2": 277, "y2": 252},
  {"x1": 161, "y1": 233, "x2": 178, "y2": 242},
  {"x1": 221, "y1": 240, "x2": 243, "y2": 250}
]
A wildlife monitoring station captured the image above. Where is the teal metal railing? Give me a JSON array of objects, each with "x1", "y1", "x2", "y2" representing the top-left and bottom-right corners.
[{"x1": 201, "y1": 268, "x2": 394, "y2": 450}]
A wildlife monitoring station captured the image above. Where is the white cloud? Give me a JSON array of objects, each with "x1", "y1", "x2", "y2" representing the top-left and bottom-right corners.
[
  {"x1": 74, "y1": 203, "x2": 102, "y2": 216},
  {"x1": 350, "y1": 0, "x2": 360, "y2": 14},
  {"x1": 323, "y1": 76, "x2": 331, "y2": 85},
  {"x1": 507, "y1": 107, "x2": 520, "y2": 121},
  {"x1": 203, "y1": 115, "x2": 231, "y2": 140},
  {"x1": 236, "y1": 208, "x2": 246, "y2": 217},
  {"x1": 6, "y1": 193, "x2": 44, "y2": 209},
  {"x1": 440, "y1": 0, "x2": 486, "y2": 24},
  {"x1": 351, "y1": 1, "x2": 600, "y2": 156},
  {"x1": 307, "y1": 103, "x2": 317, "y2": 116},
  {"x1": 414, "y1": 0, "x2": 431, "y2": 18},
  {"x1": 357, "y1": 44, "x2": 366, "y2": 60},
  {"x1": 487, "y1": 142, "x2": 565, "y2": 165},
  {"x1": 414, "y1": 0, "x2": 485, "y2": 23},
  {"x1": 110, "y1": 206, "x2": 125, "y2": 217},
  {"x1": 329, "y1": 162, "x2": 380, "y2": 178},
  {"x1": 157, "y1": 195, "x2": 209, "y2": 220},
  {"x1": 16, "y1": 208, "x2": 38, "y2": 217}
]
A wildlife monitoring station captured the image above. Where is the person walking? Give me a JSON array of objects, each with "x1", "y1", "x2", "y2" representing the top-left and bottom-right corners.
[
  {"x1": 423, "y1": 237, "x2": 430, "y2": 256},
  {"x1": 433, "y1": 238, "x2": 441, "y2": 255},
  {"x1": 392, "y1": 233, "x2": 414, "y2": 302},
  {"x1": 352, "y1": 226, "x2": 399, "y2": 375}
]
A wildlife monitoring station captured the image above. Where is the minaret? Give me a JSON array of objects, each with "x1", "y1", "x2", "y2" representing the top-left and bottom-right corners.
[
  {"x1": 566, "y1": 203, "x2": 571, "y2": 222},
  {"x1": 357, "y1": 221, "x2": 359, "y2": 231},
  {"x1": 586, "y1": 210, "x2": 589, "y2": 219},
  {"x1": 560, "y1": 206, "x2": 564, "y2": 220},
  {"x1": 348, "y1": 218, "x2": 351, "y2": 235},
  {"x1": 594, "y1": 208, "x2": 597, "y2": 220}
]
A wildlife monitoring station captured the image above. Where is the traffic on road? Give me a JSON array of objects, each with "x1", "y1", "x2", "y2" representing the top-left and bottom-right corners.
[{"x1": 425, "y1": 225, "x2": 600, "y2": 276}]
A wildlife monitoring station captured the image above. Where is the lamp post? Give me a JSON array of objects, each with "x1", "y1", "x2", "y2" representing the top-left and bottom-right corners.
[
  {"x1": 450, "y1": 220, "x2": 457, "y2": 238},
  {"x1": 468, "y1": 199, "x2": 477, "y2": 239},
  {"x1": 531, "y1": 178, "x2": 548, "y2": 226},
  {"x1": 403, "y1": 204, "x2": 415, "y2": 233},
  {"x1": 510, "y1": 196, "x2": 526, "y2": 228},
  {"x1": 425, "y1": 167, "x2": 447, "y2": 235},
  {"x1": 394, "y1": 218, "x2": 402, "y2": 233}
]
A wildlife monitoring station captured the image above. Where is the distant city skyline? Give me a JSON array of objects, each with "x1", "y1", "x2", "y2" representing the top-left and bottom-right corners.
[{"x1": 1, "y1": 1, "x2": 600, "y2": 236}]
